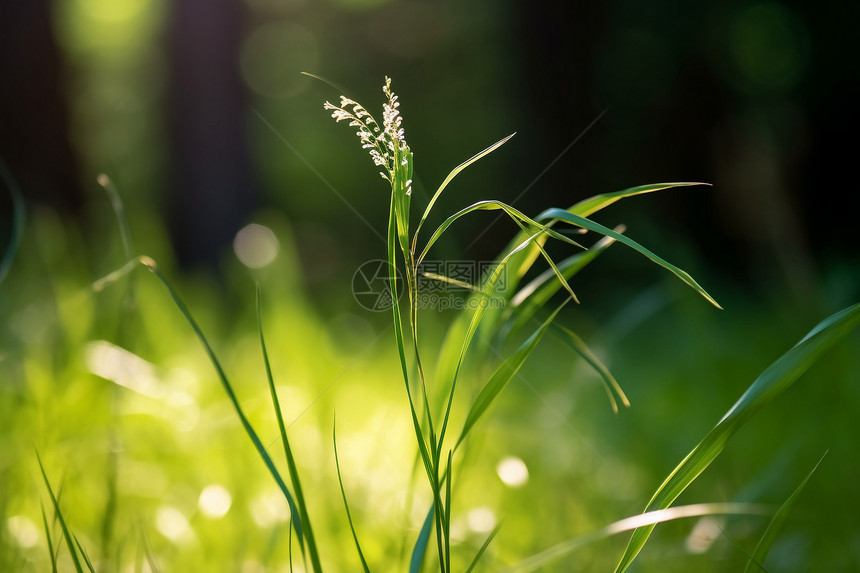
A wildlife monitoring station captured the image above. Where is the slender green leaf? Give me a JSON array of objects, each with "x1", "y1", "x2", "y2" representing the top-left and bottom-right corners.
[
  {"x1": 745, "y1": 452, "x2": 828, "y2": 572},
  {"x1": 551, "y1": 323, "x2": 630, "y2": 413},
  {"x1": 464, "y1": 521, "x2": 503, "y2": 573},
  {"x1": 0, "y1": 159, "x2": 25, "y2": 284},
  {"x1": 137, "y1": 256, "x2": 307, "y2": 552},
  {"x1": 437, "y1": 231, "x2": 544, "y2": 449},
  {"x1": 508, "y1": 503, "x2": 769, "y2": 573},
  {"x1": 538, "y1": 207, "x2": 721, "y2": 309},
  {"x1": 444, "y1": 449, "x2": 453, "y2": 571},
  {"x1": 36, "y1": 451, "x2": 84, "y2": 573},
  {"x1": 418, "y1": 200, "x2": 583, "y2": 265},
  {"x1": 300, "y1": 71, "x2": 350, "y2": 95},
  {"x1": 413, "y1": 133, "x2": 516, "y2": 248},
  {"x1": 97, "y1": 173, "x2": 133, "y2": 259},
  {"x1": 568, "y1": 182, "x2": 709, "y2": 218},
  {"x1": 615, "y1": 302, "x2": 860, "y2": 572},
  {"x1": 410, "y1": 507, "x2": 434, "y2": 573},
  {"x1": 41, "y1": 504, "x2": 58, "y2": 573},
  {"x1": 486, "y1": 183, "x2": 707, "y2": 305},
  {"x1": 501, "y1": 231, "x2": 621, "y2": 344},
  {"x1": 257, "y1": 283, "x2": 321, "y2": 572},
  {"x1": 456, "y1": 300, "x2": 568, "y2": 447},
  {"x1": 333, "y1": 420, "x2": 372, "y2": 573},
  {"x1": 74, "y1": 535, "x2": 96, "y2": 573}
]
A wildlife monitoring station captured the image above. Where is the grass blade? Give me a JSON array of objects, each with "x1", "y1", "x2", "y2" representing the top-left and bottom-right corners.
[
  {"x1": 0, "y1": 159, "x2": 25, "y2": 284},
  {"x1": 410, "y1": 507, "x2": 435, "y2": 573},
  {"x1": 744, "y1": 452, "x2": 828, "y2": 572},
  {"x1": 537, "y1": 207, "x2": 721, "y2": 309},
  {"x1": 137, "y1": 256, "x2": 307, "y2": 553},
  {"x1": 501, "y1": 231, "x2": 621, "y2": 343},
  {"x1": 456, "y1": 300, "x2": 568, "y2": 447},
  {"x1": 41, "y1": 503, "x2": 58, "y2": 573},
  {"x1": 36, "y1": 451, "x2": 84, "y2": 573},
  {"x1": 507, "y1": 502, "x2": 769, "y2": 573},
  {"x1": 418, "y1": 200, "x2": 583, "y2": 265},
  {"x1": 567, "y1": 182, "x2": 709, "y2": 218},
  {"x1": 550, "y1": 323, "x2": 630, "y2": 413},
  {"x1": 257, "y1": 283, "x2": 321, "y2": 572},
  {"x1": 97, "y1": 173, "x2": 133, "y2": 258},
  {"x1": 333, "y1": 420, "x2": 372, "y2": 573},
  {"x1": 74, "y1": 535, "x2": 96, "y2": 572},
  {"x1": 464, "y1": 521, "x2": 503, "y2": 573},
  {"x1": 413, "y1": 133, "x2": 516, "y2": 248},
  {"x1": 614, "y1": 302, "x2": 860, "y2": 572},
  {"x1": 482, "y1": 183, "x2": 708, "y2": 317}
]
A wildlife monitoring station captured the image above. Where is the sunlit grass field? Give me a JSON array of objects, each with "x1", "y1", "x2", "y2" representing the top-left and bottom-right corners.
[{"x1": 2, "y1": 188, "x2": 859, "y2": 572}]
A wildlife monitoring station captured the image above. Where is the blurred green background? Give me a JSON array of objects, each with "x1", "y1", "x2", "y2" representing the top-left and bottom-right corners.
[{"x1": 1, "y1": 0, "x2": 859, "y2": 571}]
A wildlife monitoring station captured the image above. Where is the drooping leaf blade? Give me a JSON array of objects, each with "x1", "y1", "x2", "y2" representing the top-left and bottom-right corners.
[
  {"x1": 537, "y1": 207, "x2": 721, "y2": 309},
  {"x1": 501, "y1": 230, "x2": 622, "y2": 344},
  {"x1": 550, "y1": 323, "x2": 630, "y2": 413},
  {"x1": 418, "y1": 200, "x2": 583, "y2": 265},
  {"x1": 568, "y1": 182, "x2": 709, "y2": 218}
]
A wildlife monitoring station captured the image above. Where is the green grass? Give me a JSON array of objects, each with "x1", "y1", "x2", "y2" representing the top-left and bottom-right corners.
[{"x1": 1, "y1": 77, "x2": 858, "y2": 572}]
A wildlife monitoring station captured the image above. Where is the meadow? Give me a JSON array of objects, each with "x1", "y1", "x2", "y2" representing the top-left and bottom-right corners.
[{"x1": 2, "y1": 75, "x2": 859, "y2": 573}]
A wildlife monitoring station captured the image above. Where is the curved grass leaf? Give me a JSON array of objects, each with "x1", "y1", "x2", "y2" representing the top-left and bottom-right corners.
[
  {"x1": 418, "y1": 200, "x2": 583, "y2": 266},
  {"x1": 486, "y1": 183, "x2": 707, "y2": 306},
  {"x1": 138, "y1": 257, "x2": 308, "y2": 555},
  {"x1": 413, "y1": 133, "x2": 516, "y2": 249},
  {"x1": 257, "y1": 284, "x2": 321, "y2": 572},
  {"x1": 744, "y1": 451, "x2": 828, "y2": 572},
  {"x1": 501, "y1": 231, "x2": 621, "y2": 344},
  {"x1": 537, "y1": 208, "x2": 721, "y2": 309},
  {"x1": 568, "y1": 182, "x2": 709, "y2": 218},
  {"x1": 507, "y1": 502, "x2": 769, "y2": 573},
  {"x1": 333, "y1": 420, "x2": 372, "y2": 573},
  {"x1": 0, "y1": 159, "x2": 25, "y2": 284},
  {"x1": 550, "y1": 323, "x2": 630, "y2": 413},
  {"x1": 456, "y1": 300, "x2": 568, "y2": 447},
  {"x1": 615, "y1": 302, "x2": 860, "y2": 572},
  {"x1": 36, "y1": 451, "x2": 84, "y2": 573}
]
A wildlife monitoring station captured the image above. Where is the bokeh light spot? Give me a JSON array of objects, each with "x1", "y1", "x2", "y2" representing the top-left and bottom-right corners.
[
  {"x1": 234, "y1": 223, "x2": 280, "y2": 268},
  {"x1": 156, "y1": 506, "x2": 190, "y2": 541},
  {"x1": 198, "y1": 484, "x2": 232, "y2": 518},
  {"x1": 250, "y1": 489, "x2": 291, "y2": 527},
  {"x1": 466, "y1": 506, "x2": 496, "y2": 533},
  {"x1": 496, "y1": 456, "x2": 529, "y2": 487},
  {"x1": 6, "y1": 515, "x2": 39, "y2": 548}
]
